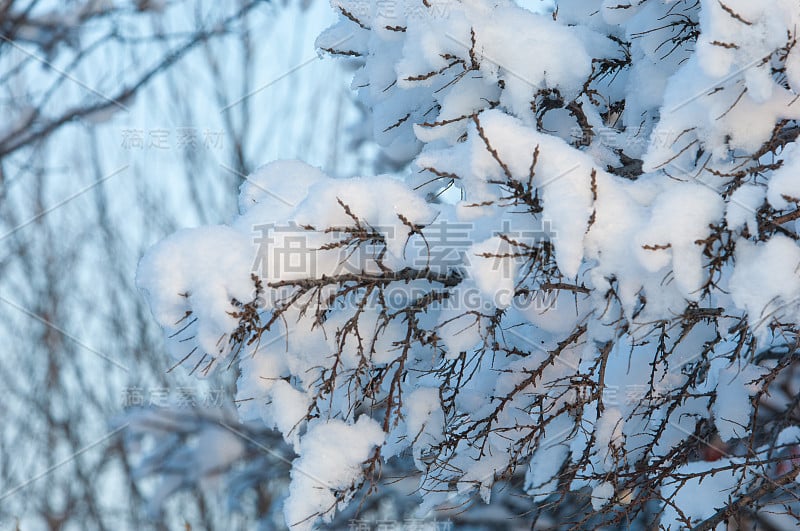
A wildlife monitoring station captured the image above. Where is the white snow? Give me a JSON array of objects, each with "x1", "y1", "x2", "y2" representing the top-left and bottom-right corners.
[
  {"x1": 284, "y1": 416, "x2": 384, "y2": 530},
  {"x1": 729, "y1": 235, "x2": 800, "y2": 339}
]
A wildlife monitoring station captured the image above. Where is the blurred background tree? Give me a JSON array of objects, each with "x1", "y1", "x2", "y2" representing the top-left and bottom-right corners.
[{"x1": 0, "y1": 0, "x2": 373, "y2": 528}]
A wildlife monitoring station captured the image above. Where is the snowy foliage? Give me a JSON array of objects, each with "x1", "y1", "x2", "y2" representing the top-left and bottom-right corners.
[{"x1": 139, "y1": 0, "x2": 800, "y2": 528}]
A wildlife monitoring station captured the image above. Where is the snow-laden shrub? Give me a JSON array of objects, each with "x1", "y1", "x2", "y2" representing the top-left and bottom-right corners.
[{"x1": 139, "y1": 1, "x2": 800, "y2": 528}]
